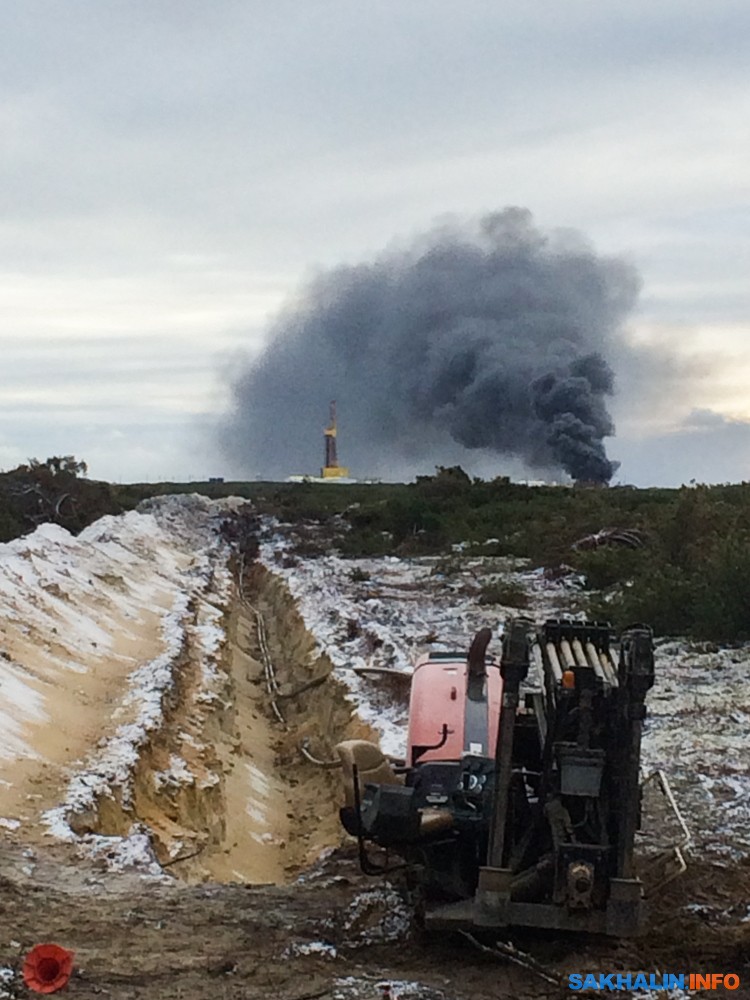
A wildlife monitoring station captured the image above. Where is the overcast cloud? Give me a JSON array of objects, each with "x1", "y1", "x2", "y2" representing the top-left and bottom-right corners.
[{"x1": 1, "y1": 1, "x2": 748, "y2": 485}]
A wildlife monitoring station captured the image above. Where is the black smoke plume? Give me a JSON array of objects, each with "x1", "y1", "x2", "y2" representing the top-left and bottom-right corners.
[{"x1": 219, "y1": 208, "x2": 640, "y2": 482}]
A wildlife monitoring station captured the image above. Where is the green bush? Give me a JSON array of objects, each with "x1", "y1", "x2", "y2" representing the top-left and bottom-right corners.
[
  {"x1": 573, "y1": 547, "x2": 645, "y2": 590},
  {"x1": 430, "y1": 557, "x2": 464, "y2": 577},
  {"x1": 0, "y1": 459, "x2": 123, "y2": 542},
  {"x1": 593, "y1": 532, "x2": 750, "y2": 641},
  {"x1": 338, "y1": 531, "x2": 393, "y2": 558},
  {"x1": 348, "y1": 566, "x2": 371, "y2": 583},
  {"x1": 477, "y1": 579, "x2": 529, "y2": 609},
  {"x1": 697, "y1": 540, "x2": 750, "y2": 639}
]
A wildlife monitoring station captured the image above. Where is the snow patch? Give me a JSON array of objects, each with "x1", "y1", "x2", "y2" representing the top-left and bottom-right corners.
[
  {"x1": 153, "y1": 755, "x2": 195, "y2": 791},
  {"x1": 0, "y1": 967, "x2": 16, "y2": 1000},
  {"x1": 82, "y1": 826, "x2": 165, "y2": 877},
  {"x1": 283, "y1": 940, "x2": 338, "y2": 959},
  {"x1": 43, "y1": 595, "x2": 190, "y2": 837},
  {"x1": 342, "y1": 886, "x2": 412, "y2": 946},
  {"x1": 25, "y1": 494, "x2": 236, "y2": 868}
]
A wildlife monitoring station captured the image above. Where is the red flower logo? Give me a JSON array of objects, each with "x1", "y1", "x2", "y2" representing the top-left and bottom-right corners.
[{"x1": 22, "y1": 943, "x2": 75, "y2": 994}]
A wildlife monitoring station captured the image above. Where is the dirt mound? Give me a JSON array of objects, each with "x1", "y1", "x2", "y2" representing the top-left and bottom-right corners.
[
  {"x1": 0, "y1": 503, "x2": 217, "y2": 840},
  {"x1": 0, "y1": 498, "x2": 376, "y2": 888},
  {"x1": 59, "y1": 560, "x2": 376, "y2": 885}
]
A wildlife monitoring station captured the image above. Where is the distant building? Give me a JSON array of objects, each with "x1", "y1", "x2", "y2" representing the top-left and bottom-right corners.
[{"x1": 516, "y1": 478, "x2": 571, "y2": 488}]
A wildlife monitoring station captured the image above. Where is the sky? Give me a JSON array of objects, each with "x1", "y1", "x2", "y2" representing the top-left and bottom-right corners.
[{"x1": 1, "y1": 0, "x2": 749, "y2": 486}]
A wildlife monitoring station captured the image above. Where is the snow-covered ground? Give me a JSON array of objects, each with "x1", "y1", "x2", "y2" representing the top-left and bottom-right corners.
[
  {"x1": 0, "y1": 495, "x2": 234, "y2": 865},
  {"x1": 642, "y1": 641, "x2": 750, "y2": 859},
  {"x1": 260, "y1": 521, "x2": 749, "y2": 862},
  {"x1": 260, "y1": 529, "x2": 576, "y2": 757},
  {"x1": 0, "y1": 500, "x2": 222, "y2": 765}
]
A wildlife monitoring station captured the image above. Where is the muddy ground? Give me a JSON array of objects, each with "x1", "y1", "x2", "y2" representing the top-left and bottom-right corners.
[
  {"x1": 2, "y1": 841, "x2": 749, "y2": 999},
  {"x1": 1, "y1": 510, "x2": 749, "y2": 998}
]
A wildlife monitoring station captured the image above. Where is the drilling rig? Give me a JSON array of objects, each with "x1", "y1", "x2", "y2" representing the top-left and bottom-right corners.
[
  {"x1": 336, "y1": 620, "x2": 687, "y2": 936},
  {"x1": 321, "y1": 400, "x2": 349, "y2": 480}
]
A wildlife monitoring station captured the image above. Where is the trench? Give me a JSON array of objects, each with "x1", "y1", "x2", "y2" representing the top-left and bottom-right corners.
[{"x1": 86, "y1": 561, "x2": 376, "y2": 884}]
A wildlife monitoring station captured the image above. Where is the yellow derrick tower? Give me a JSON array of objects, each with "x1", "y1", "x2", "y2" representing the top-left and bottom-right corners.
[{"x1": 321, "y1": 400, "x2": 349, "y2": 479}]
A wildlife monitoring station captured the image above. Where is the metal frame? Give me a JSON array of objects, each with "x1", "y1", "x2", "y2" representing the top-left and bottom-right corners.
[{"x1": 639, "y1": 769, "x2": 690, "y2": 895}]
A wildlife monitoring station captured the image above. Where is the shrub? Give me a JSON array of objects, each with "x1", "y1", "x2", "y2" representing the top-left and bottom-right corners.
[
  {"x1": 348, "y1": 566, "x2": 371, "y2": 583},
  {"x1": 573, "y1": 547, "x2": 645, "y2": 591},
  {"x1": 593, "y1": 534, "x2": 750, "y2": 641},
  {"x1": 477, "y1": 580, "x2": 529, "y2": 609},
  {"x1": 430, "y1": 557, "x2": 464, "y2": 577}
]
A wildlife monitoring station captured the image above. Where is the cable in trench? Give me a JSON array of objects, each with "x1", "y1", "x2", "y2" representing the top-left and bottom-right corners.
[
  {"x1": 237, "y1": 550, "x2": 287, "y2": 728},
  {"x1": 238, "y1": 548, "x2": 344, "y2": 772}
]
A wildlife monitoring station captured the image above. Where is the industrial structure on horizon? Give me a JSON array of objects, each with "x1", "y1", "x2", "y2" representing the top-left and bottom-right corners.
[
  {"x1": 287, "y1": 400, "x2": 355, "y2": 484},
  {"x1": 284, "y1": 402, "x2": 572, "y2": 487},
  {"x1": 321, "y1": 400, "x2": 349, "y2": 479}
]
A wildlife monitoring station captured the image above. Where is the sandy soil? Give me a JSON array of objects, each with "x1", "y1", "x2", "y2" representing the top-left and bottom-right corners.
[
  {"x1": 0, "y1": 558, "x2": 179, "y2": 831},
  {"x1": 177, "y1": 563, "x2": 377, "y2": 885}
]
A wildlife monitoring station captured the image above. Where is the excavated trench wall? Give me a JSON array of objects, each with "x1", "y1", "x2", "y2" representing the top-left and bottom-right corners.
[{"x1": 80, "y1": 561, "x2": 376, "y2": 884}]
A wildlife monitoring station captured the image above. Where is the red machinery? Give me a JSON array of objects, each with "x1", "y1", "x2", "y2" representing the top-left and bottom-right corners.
[
  {"x1": 407, "y1": 631, "x2": 503, "y2": 765},
  {"x1": 336, "y1": 619, "x2": 679, "y2": 936}
]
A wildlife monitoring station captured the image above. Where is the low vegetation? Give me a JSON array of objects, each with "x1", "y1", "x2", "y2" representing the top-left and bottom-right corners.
[
  {"x1": 0, "y1": 456, "x2": 123, "y2": 543},
  {"x1": 154, "y1": 467, "x2": 750, "y2": 642},
  {"x1": 477, "y1": 580, "x2": 530, "y2": 609},
  {"x1": 1, "y1": 460, "x2": 749, "y2": 642}
]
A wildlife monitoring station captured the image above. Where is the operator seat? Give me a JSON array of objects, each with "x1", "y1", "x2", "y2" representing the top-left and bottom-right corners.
[
  {"x1": 336, "y1": 740, "x2": 403, "y2": 808},
  {"x1": 335, "y1": 740, "x2": 453, "y2": 837}
]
